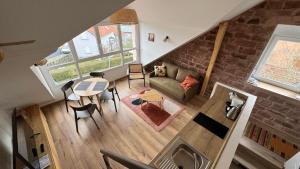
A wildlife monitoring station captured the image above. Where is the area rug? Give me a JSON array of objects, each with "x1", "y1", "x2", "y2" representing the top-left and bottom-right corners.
[
  {"x1": 121, "y1": 89, "x2": 184, "y2": 131},
  {"x1": 244, "y1": 122, "x2": 299, "y2": 159}
]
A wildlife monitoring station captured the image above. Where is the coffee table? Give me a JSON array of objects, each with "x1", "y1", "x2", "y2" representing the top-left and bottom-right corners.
[{"x1": 141, "y1": 89, "x2": 164, "y2": 110}]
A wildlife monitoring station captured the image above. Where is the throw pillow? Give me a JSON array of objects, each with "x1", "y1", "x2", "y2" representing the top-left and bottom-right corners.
[
  {"x1": 180, "y1": 74, "x2": 199, "y2": 91},
  {"x1": 154, "y1": 65, "x2": 166, "y2": 77}
]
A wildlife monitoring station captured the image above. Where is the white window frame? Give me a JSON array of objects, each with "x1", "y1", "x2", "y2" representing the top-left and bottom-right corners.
[
  {"x1": 252, "y1": 35, "x2": 300, "y2": 93},
  {"x1": 43, "y1": 23, "x2": 139, "y2": 85}
]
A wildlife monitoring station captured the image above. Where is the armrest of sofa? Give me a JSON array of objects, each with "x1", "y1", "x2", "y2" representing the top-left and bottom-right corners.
[
  {"x1": 149, "y1": 71, "x2": 155, "y2": 78},
  {"x1": 184, "y1": 83, "x2": 200, "y2": 101}
]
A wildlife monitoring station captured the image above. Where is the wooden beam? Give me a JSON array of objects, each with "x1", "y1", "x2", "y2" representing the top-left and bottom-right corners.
[
  {"x1": 200, "y1": 21, "x2": 229, "y2": 96},
  {"x1": 0, "y1": 40, "x2": 35, "y2": 47}
]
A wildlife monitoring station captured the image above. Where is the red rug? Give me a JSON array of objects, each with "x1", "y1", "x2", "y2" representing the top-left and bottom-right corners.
[
  {"x1": 121, "y1": 89, "x2": 184, "y2": 131},
  {"x1": 141, "y1": 103, "x2": 170, "y2": 126}
]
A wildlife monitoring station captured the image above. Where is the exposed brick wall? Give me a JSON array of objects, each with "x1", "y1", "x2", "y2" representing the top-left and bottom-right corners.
[{"x1": 147, "y1": 0, "x2": 300, "y2": 142}]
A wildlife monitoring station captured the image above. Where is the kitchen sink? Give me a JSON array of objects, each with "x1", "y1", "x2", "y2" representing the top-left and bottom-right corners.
[{"x1": 155, "y1": 137, "x2": 210, "y2": 169}]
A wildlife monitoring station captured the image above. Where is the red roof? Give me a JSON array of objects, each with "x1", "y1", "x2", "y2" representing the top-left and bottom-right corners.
[{"x1": 98, "y1": 26, "x2": 118, "y2": 37}]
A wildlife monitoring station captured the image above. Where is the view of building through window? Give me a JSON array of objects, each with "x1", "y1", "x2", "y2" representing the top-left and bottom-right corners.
[
  {"x1": 254, "y1": 39, "x2": 300, "y2": 92},
  {"x1": 46, "y1": 24, "x2": 138, "y2": 84},
  {"x1": 73, "y1": 28, "x2": 100, "y2": 59},
  {"x1": 98, "y1": 25, "x2": 120, "y2": 54}
]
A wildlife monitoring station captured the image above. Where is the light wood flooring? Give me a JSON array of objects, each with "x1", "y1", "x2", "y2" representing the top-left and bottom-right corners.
[{"x1": 42, "y1": 77, "x2": 209, "y2": 169}]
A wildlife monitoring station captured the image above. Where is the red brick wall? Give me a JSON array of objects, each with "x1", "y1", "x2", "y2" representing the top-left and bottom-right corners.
[{"x1": 147, "y1": 0, "x2": 300, "y2": 142}]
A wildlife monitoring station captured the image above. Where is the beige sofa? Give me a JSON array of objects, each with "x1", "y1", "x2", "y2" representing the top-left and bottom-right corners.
[{"x1": 149, "y1": 62, "x2": 203, "y2": 103}]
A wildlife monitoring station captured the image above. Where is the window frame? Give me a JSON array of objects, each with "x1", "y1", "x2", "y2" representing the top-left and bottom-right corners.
[
  {"x1": 252, "y1": 35, "x2": 300, "y2": 93},
  {"x1": 44, "y1": 23, "x2": 139, "y2": 85}
]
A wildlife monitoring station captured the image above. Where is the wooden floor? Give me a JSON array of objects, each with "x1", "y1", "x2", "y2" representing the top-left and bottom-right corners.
[{"x1": 42, "y1": 77, "x2": 208, "y2": 169}]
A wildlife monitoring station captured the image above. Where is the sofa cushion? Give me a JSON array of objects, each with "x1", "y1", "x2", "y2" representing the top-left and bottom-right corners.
[
  {"x1": 149, "y1": 77, "x2": 185, "y2": 99},
  {"x1": 162, "y1": 62, "x2": 178, "y2": 79},
  {"x1": 176, "y1": 68, "x2": 201, "y2": 82}
]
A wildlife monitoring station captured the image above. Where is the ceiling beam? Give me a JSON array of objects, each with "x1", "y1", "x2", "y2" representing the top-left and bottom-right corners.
[{"x1": 200, "y1": 21, "x2": 229, "y2": 96}]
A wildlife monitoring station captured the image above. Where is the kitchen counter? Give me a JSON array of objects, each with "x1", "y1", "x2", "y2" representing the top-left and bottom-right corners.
[{"x1": 150, "y1": 82, "x2": 257, "y2": 169}]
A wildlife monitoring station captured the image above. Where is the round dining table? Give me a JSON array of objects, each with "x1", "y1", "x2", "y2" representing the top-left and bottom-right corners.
[{"x1": 73, "y1": 77, "x2": 109, "y2": 107}]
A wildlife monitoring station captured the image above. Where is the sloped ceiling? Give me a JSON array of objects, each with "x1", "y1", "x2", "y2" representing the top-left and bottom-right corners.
[
  {"x1": 0, "y1": 0, "x2": 263, "y2": 110},
  {"x1": 0, "y1": 0, "x2": 133, "y2": 110},
  {"x1": 128, "y1": 0, "x2": 263, "y2": 65},
  {"x1": 0, "y1": 0, "x2": 133, "y2": 62}
]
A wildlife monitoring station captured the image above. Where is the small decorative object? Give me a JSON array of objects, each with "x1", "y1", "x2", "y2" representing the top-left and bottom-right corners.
[
  {"x1": 180, "y1": 74, "x2": 199, "y2": 91},
  {"x1": 148, "y1": 33, "x2": 155, "y2": 42},
  {"x1": 154, "y1": 65, "x2": 166, "y2": 77},
  {"x1": 163, "y1": 36, "x2": 169, "y2": 42},
  {"x1": 132, "y1": 98, "x2": 145, "y2": 105}
]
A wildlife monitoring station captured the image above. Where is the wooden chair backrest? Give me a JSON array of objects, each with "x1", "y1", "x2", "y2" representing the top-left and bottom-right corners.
[{"x1": 129, "y1": 64, "x2": 143, "y2": 73}]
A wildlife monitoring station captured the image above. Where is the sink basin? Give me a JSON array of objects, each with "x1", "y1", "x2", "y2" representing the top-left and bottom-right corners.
[
  {"x1": 155, "y1": 137, "x2": 210, "y2": 169},
  {"x1": 172, "y1": 144, "x2": 203, "y2": 169}
]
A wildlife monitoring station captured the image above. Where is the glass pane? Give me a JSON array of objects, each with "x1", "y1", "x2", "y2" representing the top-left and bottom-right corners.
[
  {"x1": 46, "y1": 43, "x2": 74, "y2": 67},
  {"x1": 98, "y1": 25, "x2": 120, "y2": 54},
  {"x1": 73, "y1": 27, "x2": 100, "y2": 59},
  {"x1": 109, "y1": 53, "x2": 122, "y2": 68},
  {"x1": 121, "y1": 24, "x2": 136, "y2": 50},
  {"x1": 49, "y1": 64, "x2": 79, "y2": 84},
  {"x1": 124, "y1": 50, "x2": 137, "y2": 64},
  {"x1": 79, "y1": 57, "x2": 109, "y2": 75},
  {"x1": 257, "y1": 40, "x2": 300, "y2": 86}
]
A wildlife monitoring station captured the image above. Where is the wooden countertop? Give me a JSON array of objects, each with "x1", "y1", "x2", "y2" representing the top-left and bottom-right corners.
[
  {"x1": 151, "y1": 82, "x2": 257, "y2": 169},
  {"x1": 21, "y1": 105, "x2": 62, "y2": 169}
]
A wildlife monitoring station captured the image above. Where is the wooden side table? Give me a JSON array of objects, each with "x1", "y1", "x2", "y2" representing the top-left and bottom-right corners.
[{"x1": 141, "y1": 89, "x2": 164, "y2": 110}]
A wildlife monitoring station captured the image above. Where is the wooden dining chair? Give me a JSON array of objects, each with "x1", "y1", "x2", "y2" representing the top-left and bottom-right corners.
[
  {"x1": 61, "y1": 80, "x2": 81, "y2": 112},
  {"x1": 128, "y1": 64, "x2": 145, "y2": 88},
  {"x1": 70, "y1": 103, "x2": 102, "y2": 133},
  {"x1": 100, "y1": 87, "x2": 118, "y2": 112},
  {"x1": 90, "y1": 72, "x2": 104, "y2": 78}
]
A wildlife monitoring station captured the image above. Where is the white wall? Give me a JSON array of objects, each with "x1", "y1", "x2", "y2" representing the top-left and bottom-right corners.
[
  {"x1": 0, "y1": 109, "x2": 12, "y2": 169},
  {"x1": 129, "y1": 0, "x2": 263, "y2": 65}
]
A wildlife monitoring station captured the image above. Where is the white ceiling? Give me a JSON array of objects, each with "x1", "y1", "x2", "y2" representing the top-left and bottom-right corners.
[
  {"x1": 0, "y1": 0, "x2": 133, "y2": 110},
  {"x1": 0, "y1": 0, "x2": 133, "y2": 62}
]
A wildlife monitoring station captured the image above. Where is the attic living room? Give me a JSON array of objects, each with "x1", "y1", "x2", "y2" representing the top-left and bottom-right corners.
[{"x1": 1, "y1": 0, "x2": 300, "y2": 169}]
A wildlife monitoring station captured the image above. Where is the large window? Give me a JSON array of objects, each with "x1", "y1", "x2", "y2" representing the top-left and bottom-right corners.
[
  {"x1": 45, "y1": 24, "x2": 138, "y2": 85},
  {"x1": 98, "y1": 25, "x2": 120, "y2": 54},
  {"x1": 73, "y1": 28, "x2": 100, "y2": 59},
  {"x1": 250, "y1": 25, "x2": 300, "y2": 97}
]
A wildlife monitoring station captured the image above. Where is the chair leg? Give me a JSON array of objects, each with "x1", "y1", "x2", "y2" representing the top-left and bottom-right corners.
[
  {"x1": 114, "y1": 87, "x2": 120, "y2": 101},
  {"x1": 111, "y1": 91, "x2": 117, "y2": 112},
  {"x1": 75, "y1": 119, "x2": 79, "y2": 133},
  {"x1": 77, "y1": 100, "x2": 82, "y2": 106},
  {"x1": 90, "y1": 115, "x2": 100, "y2": 129},
  {"x1": 65, "y1": 100, "x2": 69, "y2": 112},
  {"x1": 96, "y1": 106, "x2": 103, "y2": 117},
  {"x1": 144, "y1": 78, "x2": 146, "y2": 87},
  {"x1": 113, "y1": 99, "x2": 118, "y2": 112},
  {"x1": 128, "y1": 77, "x2": 131, "y2": 88},
  {"x1": 88, "y1": 96, "x2": 93, "y2": 103}
]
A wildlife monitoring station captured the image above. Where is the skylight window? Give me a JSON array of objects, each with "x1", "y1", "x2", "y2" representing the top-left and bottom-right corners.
[{"x1": 250, "y1": 24, "x2": 300, "y2": 98}]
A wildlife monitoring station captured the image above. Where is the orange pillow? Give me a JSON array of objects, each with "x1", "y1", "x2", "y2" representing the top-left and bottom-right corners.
[{"x1": 180, "y1": 74, "x2": 199, "y2": 91}]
